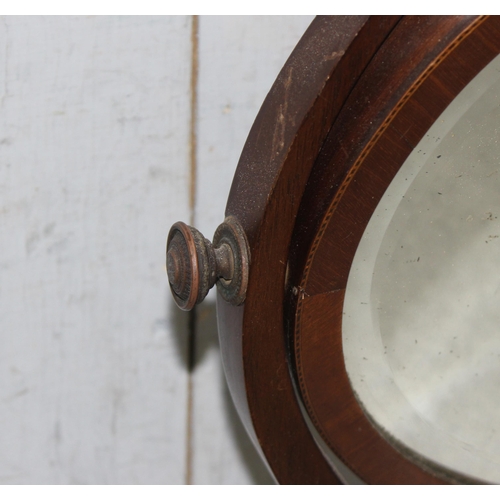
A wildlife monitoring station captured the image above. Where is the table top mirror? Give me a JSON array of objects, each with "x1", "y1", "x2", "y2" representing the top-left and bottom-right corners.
[{"x1": 166, "y1": 15, "x2": 500, "y2": 484}]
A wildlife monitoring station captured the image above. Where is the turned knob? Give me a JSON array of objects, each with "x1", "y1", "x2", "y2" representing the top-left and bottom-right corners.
[{"x1": 166, "y1": 216, "x2": 250, "y2": 311}]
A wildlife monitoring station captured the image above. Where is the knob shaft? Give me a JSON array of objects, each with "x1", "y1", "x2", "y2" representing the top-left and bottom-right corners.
[{"x1": 166, "y1": 216, "x2": 250, "y2": 311}]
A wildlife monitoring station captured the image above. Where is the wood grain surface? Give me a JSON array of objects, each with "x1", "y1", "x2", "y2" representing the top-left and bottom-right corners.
[
  {"x1": 0, "y1": 16, "x2": 192, "y2": 484},
  {"x1": 0, "y1": 15, "x2": 312, "y2": 485}
]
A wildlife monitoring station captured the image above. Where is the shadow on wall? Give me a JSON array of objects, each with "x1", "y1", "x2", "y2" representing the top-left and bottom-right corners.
[
  {"x1": 170, "y1": 298, "x2": 190, "y2": 370},
  {"x1": 171, "y1": 297, "x2": 274, "y2": 484}
]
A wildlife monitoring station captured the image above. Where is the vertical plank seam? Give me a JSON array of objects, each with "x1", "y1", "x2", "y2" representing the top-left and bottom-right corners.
[
  {"x1": 189, "y1": 15, "x2": 199, "y2": 223},
  {"x1": 185, "y1": 13, "x2": 199, "y2": 486}
]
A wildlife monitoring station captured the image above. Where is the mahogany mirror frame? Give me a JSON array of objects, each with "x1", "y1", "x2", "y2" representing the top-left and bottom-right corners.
[{"x1": 214, "y1": 15, "x2": 500, "y2": 484}]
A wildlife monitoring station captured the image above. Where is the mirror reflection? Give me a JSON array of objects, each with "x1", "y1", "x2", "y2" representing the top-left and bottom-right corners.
[{"x1": 343, "y1": 54, "x2": 500, "y2": 483}]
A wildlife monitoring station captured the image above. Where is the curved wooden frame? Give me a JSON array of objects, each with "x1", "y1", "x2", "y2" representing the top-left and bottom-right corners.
[
  {"x1": 217, "y1": 15, "x2": 500, "y2": 484},
  {"x1": 292, "y1": 15, "x2": 500, "y2": 484}
]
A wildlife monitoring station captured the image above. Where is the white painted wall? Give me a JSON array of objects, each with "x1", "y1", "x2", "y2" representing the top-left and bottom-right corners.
[{"x1": 0, "y1": 15, "x2": 314, "y2": 484}]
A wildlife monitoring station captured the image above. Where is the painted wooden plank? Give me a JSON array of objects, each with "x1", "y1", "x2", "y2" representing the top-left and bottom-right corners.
[
  {"x1": 193, "y1": 15, "x2": 315, "y2": 484},
  {"x1": 0, "y1": 16, "x2": 191, "y2": 484}
]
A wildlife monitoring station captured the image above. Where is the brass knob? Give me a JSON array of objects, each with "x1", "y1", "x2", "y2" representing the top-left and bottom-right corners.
[{"x1": 166, "y1": 216, "x2": 250, "y2": 311}]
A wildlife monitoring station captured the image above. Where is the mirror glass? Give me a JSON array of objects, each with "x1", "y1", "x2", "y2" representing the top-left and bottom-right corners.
[{"x1": 343, "y1": 54, "x2": 500, "y2": 483}]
